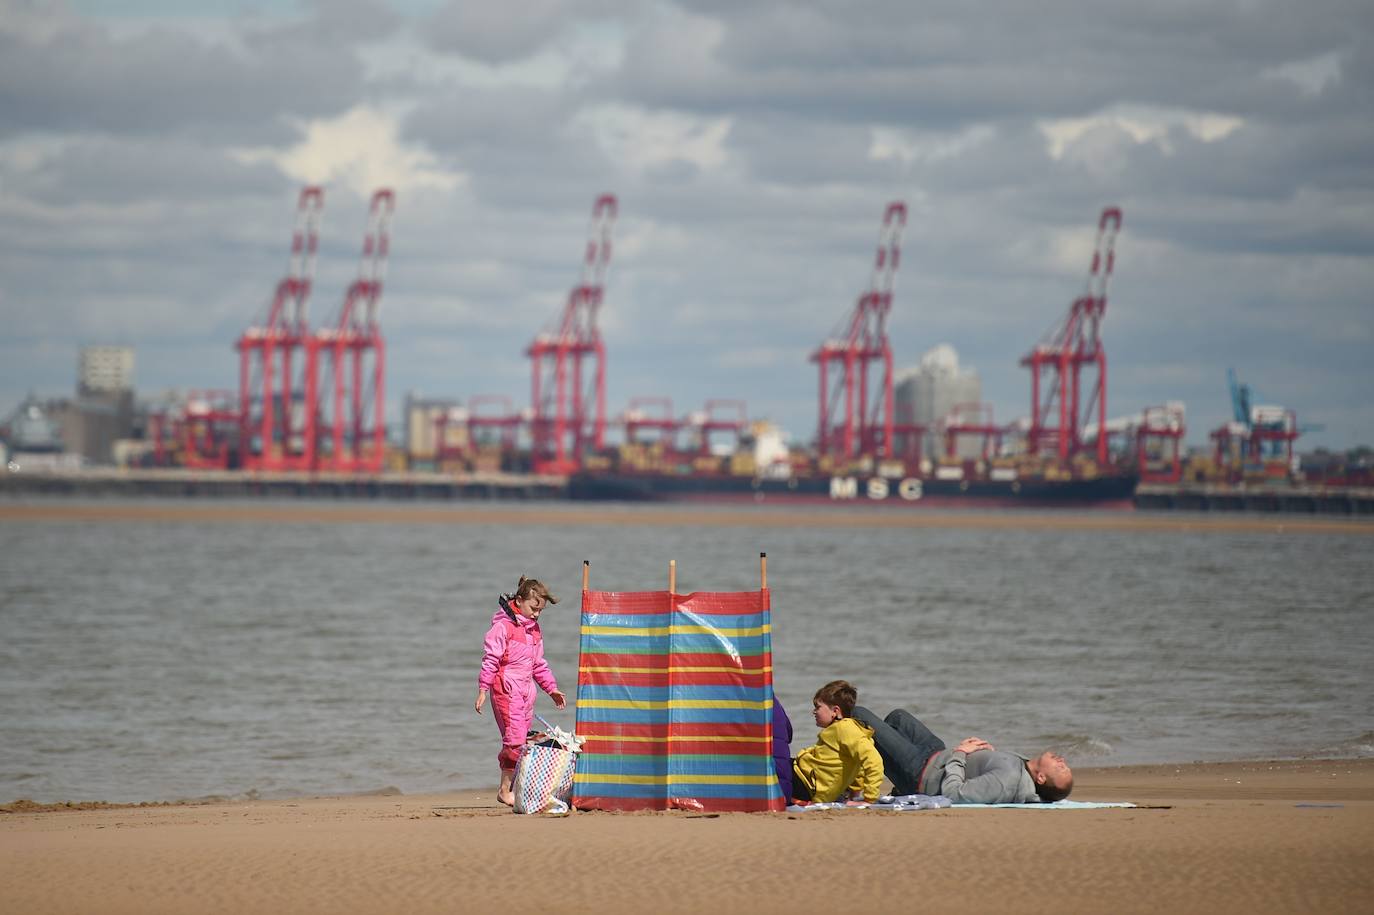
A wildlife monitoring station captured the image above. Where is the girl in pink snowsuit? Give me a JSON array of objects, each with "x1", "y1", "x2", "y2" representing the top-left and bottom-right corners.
[{"x1": 474, "y1": 576, "x2": 566, "y2": 806}]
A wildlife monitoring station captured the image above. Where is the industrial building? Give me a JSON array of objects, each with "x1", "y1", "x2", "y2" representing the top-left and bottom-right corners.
[{"x1": 894, "y1": 344, "x2": 982, "y2": 460}]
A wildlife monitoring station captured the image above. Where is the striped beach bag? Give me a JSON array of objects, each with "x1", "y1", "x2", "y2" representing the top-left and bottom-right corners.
[{"x1": 512, "y1": 743, "x2": 578, "y2": 814}]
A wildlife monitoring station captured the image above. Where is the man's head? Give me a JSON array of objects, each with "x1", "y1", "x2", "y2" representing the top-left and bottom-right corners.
[{"x1": 1027, "y1": 750, "x2": 1073, "y2": 802}]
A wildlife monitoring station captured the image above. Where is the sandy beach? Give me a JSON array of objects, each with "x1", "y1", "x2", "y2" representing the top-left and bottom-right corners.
[{"x1": 3, "y1": 758, "x2": 1372, "y2": 914}]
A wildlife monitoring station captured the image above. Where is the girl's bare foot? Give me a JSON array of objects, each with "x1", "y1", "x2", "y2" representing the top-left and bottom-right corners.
[{"x1": 497, "y1": 789, "x2": 515, "y2": 807}]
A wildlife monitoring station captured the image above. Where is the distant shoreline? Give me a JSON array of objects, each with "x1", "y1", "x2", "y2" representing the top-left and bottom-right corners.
[{"x1": 3, "y1": 498, "x2": 1372, "y2": 535}]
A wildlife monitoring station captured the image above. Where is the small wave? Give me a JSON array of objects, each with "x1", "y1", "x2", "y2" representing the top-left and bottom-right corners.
[
  {"x1": 344, "y1": 785, "x2": 403, "y2": 797},
  {"x1": 1314, "y1": 731, "x2": 1374, "y2": 758},
  {"x1": 1035, "y1": 734, "x2": 1115, "y2": 758}
]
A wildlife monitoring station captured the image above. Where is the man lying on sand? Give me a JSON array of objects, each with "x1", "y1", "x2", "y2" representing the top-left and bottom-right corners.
[{"x1": 853, "y1": 706, "x2": 1072, "y2": 803}]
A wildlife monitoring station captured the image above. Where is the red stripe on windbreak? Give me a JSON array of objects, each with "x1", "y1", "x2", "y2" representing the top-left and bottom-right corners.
[
  {"x1": 671, "y1": 653, "x2": 769, "y2": 667},
  {"x1": 580, "y1": 592, "x2": 671, "y2": 616},
  {"x1": 578, "y1": 670, "x2": 770, "y2": 688},
  {"x1": 578, "y1": 671, "x2": 669, "y2": 688},
  {"x1": 578, "y1": 654, "x2": 668, "y2": 669},
  {"x1": 580, "y1": 591, "x2": 770, "y2": 617},
  {"x1": 667, "y1": 796, "x2": 783, "y2": 813},
  {"x1": 674, "y1": 593, "x2": 769, "y2": 615}
]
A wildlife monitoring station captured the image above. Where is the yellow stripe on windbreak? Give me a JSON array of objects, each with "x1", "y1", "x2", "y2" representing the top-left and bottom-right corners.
[
  {"x1": 572, "y1": 774, "x2": 776, "y2": 786},
  {"x1": 577, "y1": 699, "x2": 771, "y2": 711},
  {"x1": 581, "y1": 625, "x2": 770, "y2": 638},
  {"x1": 579, "y1": 665, "x2": 774, "y2": 674}
]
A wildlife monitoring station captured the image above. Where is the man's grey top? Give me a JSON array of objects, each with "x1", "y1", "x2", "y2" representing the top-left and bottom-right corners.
[{"x1": 919, "y1": 748, "x2": 1039, "y2": 804}]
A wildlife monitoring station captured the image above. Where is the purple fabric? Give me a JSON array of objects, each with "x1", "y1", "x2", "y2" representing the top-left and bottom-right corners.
[{"x1": 772, "y1": 696, "x2": 794, "y2": 801}]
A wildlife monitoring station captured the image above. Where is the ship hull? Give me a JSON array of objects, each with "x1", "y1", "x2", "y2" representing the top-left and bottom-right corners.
[{"x1": 567, "y1": 472, "x2": 1138, "y2": 509}]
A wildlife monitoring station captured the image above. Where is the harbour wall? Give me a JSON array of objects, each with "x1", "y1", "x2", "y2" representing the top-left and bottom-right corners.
[{"x1": 4, "y1": 468, "x2": 1373, "y2": 514}]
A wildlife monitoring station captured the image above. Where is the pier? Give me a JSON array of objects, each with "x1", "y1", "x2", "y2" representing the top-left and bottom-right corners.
[
  {"x1": 5, "y1": 468, "x2": 1373, "y2": 515},
  {"x1": 1134, "y1": 482, "x2": 1374, "y2": 514},
  {"x1": 0, "y1": 467, "x2": 566, "y2": 501}
]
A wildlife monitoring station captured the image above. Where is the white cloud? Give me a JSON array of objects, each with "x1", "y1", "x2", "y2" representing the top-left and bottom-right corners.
[
  {"x1": 869, "y1": 124, "x2": 998, "y2": 168},
  {"x1": 577, "y1": 104, "x2": 732, "y2": 175},
  {"x1": 1040, "y1": 106, "x2": 1245, "y2": 160},
  {"x1": 1262, "y1": 50, "x2": 1345, "y2": 97},
  {"x1": 231, "y1": 105, "x2": 464, "y2": 197}
]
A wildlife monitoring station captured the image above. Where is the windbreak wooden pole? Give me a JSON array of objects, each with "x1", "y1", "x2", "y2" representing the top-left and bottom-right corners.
[
  {"x1": 668, "y1": 558, "x2": 676, "y2": 595},
  {"x1": 582, "y1": 559, "x2": 590, "y2": 591},
  {"x1": 760, "y1": 551, "x2": 767, "y2": 590}
]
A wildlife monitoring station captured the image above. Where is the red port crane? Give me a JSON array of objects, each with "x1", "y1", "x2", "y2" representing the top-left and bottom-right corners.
[
  {"x1": 527, "y1": 193, "x2": 617, "y2": 475},
  {"x1": 311, "y1": 189, "x2": 395, "y2": 474},
  {"x1": 686, "y1": 398, "x2": 749, "y2": 456},
  {"x1": 237, "y1": 186, "x2": 324, "y2": 471},
  {"x1": 942, "y1": 402, "x2": 1004, "y2": 462},
  {"x1": 623, "y1": 396, "x2": 680, "y2": 449},
  {"x1": 1020, "y1": 207, "x2": 1122, "y2": 466},
  {"x1": 811, "y1": 201, "x2": 907, "y2": 463},
  {"x1": 1137, "y1": 403, "x2": 1187, "y2": 483}
]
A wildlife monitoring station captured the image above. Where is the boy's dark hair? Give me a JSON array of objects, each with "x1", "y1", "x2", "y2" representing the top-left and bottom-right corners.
[{"x1": 813, "y1": 680, "x2": 858, "y2": 718}]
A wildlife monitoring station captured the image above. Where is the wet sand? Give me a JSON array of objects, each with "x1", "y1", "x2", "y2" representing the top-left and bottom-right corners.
[
  {"x1": 3, "y1": 758, "x2": 1372, "y2": 914},
  {"x1": 2, "y1": 499, "x2": 1372, "y2": 535}
]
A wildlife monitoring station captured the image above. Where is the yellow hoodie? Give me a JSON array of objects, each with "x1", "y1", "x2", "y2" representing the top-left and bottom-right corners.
[{"x1": 792, "y1": 717, "x2": 884, "y2": 803}]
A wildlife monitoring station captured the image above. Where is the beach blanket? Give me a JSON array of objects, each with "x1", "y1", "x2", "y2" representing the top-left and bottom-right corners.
[
  {"x1": 572, "y1": 588, "x2": 785, "y2": 813},
  {"x1": 787, "y1": 795, "x2": 1136, "y2": 812}
]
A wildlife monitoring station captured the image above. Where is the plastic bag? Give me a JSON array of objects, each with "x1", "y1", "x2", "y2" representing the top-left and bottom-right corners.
[{"x1": 512, "y1": 744, "x2": 578, "y2": 814}]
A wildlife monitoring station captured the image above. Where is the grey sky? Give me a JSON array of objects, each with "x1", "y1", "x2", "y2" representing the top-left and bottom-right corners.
[{"x1": 2, "y1": 0, "x2": 1370, "y2": 449}]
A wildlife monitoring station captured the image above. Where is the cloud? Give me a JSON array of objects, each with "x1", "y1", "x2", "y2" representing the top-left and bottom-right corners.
[
  {"x1": 421, "y1": 0, "x2": 626, "y2": 65},
  {"x1": 233, "y1": 105, "x2": 464, "y2": 198},
  {"x1": 0, "y1": 2, "x2": 385, "y2": 143},
  {"x1": 1, "y1": 0, "x2": 1372, "y2": 451}
]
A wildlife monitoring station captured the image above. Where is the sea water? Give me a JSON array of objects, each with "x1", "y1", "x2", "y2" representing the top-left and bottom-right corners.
[{"x1": 1, "y1": 499, "x2": 1370, "y2": 803}]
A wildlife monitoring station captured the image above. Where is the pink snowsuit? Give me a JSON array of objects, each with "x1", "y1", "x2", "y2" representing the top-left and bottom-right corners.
[{"x1": 478, "y1": 606, "x2": 559, "y2": 771}]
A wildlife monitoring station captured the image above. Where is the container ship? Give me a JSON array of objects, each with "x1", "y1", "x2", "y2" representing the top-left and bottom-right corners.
[
  {"x1": 567, "y1": 467, "x2": 1137, "y2": 509},
  {"x1": 566, "y1": 428, "x2": 1139, "y2": 510}
]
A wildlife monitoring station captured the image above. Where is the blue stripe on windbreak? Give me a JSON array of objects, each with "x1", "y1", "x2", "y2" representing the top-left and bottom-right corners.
[
  {"x1": 574, "y1": 756, "x2": 670, "y2": 776},
  {"x1": 672, "y1": 612, "x2": 769, "y2": 630},
  {"x1": 578, "y1": 635, "x2": 669, "y2": 653},
  {"x1": 573, "y1": 706, "x2": 664, "y2": 725},
  {"x1": 666, "y1": 633, "x2": 770, "y2": 654},
  {"x1": 580, "y1": 613, "x2": 675, "y2": 624},
  {"x1": 666, "y1": 758, "x2": 775, "y2": 775}
]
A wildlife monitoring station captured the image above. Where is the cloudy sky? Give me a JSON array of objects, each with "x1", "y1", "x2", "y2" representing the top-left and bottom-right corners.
[{"x1": 2, "y1": 0, "x2": 1371, "y2": 450}]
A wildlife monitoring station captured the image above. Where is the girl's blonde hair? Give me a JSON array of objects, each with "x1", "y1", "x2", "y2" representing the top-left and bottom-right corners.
[{"x1": 514, "y1": 575, "x2": 558, "y2": 605}]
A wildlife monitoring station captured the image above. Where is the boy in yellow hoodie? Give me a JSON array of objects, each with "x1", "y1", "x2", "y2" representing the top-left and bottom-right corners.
[{"x1": 791, "y1": 680, "x2": 885, "y2": 804}]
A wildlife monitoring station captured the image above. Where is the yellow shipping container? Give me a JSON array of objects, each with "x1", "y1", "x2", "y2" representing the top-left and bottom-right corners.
[{"x1": 693, "y1": 455, "x2": 723, "y2": 474}]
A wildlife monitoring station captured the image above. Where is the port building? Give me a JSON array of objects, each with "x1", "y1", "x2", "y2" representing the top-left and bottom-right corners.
[{"x1": 895, "y1": 344, "x2": 982, "y2": 459}]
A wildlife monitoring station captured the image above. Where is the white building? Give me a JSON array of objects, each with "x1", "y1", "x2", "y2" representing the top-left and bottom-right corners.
[
  {"x1": 894, "y1": 344, "x2": 982, "y2": 459},
  {"x1": 79, "y1": 346, "x2": 135, "y2": 393}
]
